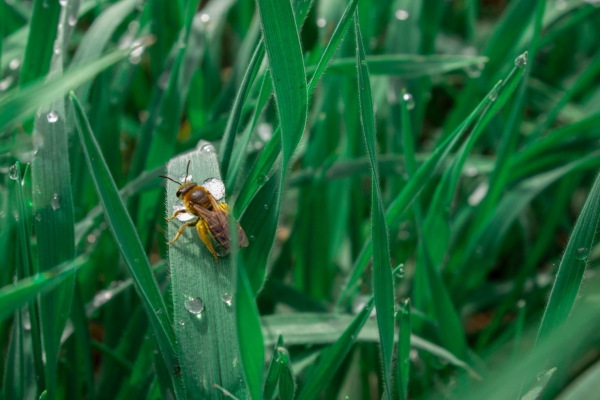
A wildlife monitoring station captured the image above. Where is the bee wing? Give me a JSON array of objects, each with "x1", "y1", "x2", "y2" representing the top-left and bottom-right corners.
[
  {"x1": 192, "y1": 204, "x2": 232, "y2": 250},
  {"x1": 206, "y1": 193, "x2": 249, "y2": 249}
]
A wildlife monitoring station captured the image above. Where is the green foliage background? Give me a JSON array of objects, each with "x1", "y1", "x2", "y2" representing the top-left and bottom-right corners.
[{"x1": 2, "y1": 0, "x2": 600, "y2": 399}]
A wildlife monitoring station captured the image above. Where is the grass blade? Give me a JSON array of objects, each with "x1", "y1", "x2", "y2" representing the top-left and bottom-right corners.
[
  {"x1": 296, "y1": 299, "x2": 375, "y2": 400},
  {"x1": 70, "y1": 92, "x2": 182, "y2": 398},
  {"x1": 535, "y1": 170, "x2": 600, "y2": 345},
  {"x1": 263, "y1": 335, "x2": 284, "y2": 400},
  {"x1": 235, "y1": 245, "x2": 264, "y2": 400},
  {"x1": 165, "y1": 151, "x2": 247, "y2": 399},
  {"x1": 0, "y1": 42, "x2": 143, "y2": 132},
  {"x1": 354, "y1": 12, "x2": 394, "y2": 399},
  {"x1": 320, "y1": 54, "x2": 488, "y2": 77},
  {"x1": 396, "y1": 299, "x2": 411, "y2": 400},
  {"x1": 0, "y1": 257, "x2": 87, "y2": 323}
]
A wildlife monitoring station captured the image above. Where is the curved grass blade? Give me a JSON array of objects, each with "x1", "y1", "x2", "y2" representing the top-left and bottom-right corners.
[
  {"x1": 234, "y1": 0, "x2": 359, "y2": 216},
  {"x1": 0, "y1": 257, "x2": 87, "y2": 323},
  {"x1": 165, "y1": 151, "x2": 246, "y2": 400},
  {"x1": 276, "y1": 347, "x2": 295, "y2": 400},
  {"x1": 535, "y1": 170, "x2": 600, "y2": 345},
  {"x1": 70, "y1": 0, "x2": 138, "y2": 103},
  {"x1": 70, "y1": 92, "x2": 182, "y2": 398},
  {"x1": 338, "y1": 58, "x2": 526, "y2": 307},
  {"x1": 255, "y1": 0, "x2": 307, "y2": 169},
  {"x1": 354, "y1": 13, "x2": 394, "y2": 399},
  {"x1": 2, "y1": 310, "x2": 24, "y2": 400},
  {"x1": 296, "y1": 299, "x2": 375, "y2": 400},
  {"x1": 319, "y1": 54, "x2": 488, "y2": 77},
  {"x1": 0, "y1": 42, "x2": 144, "y2": 132},
  {"x1": 219, "y1": 40, "x2": 265, "y2": 179}
]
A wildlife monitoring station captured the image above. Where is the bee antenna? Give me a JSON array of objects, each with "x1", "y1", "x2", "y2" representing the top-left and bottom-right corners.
[
  {"x1": 185, "y1": 160, "x2": 191, "y2": 183},
  {"x1": 159, "y1": 175, "x2": 182, "y2": 185}
]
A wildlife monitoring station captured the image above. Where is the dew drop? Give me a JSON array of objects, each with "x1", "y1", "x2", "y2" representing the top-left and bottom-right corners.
[
  {"x1": 68, "y1": 16, "x2": 77, "y2": 26},
  {"x1": 59, "y1": 0, "x2": 67, "y2": 6},
  {"x1": 316, "y1": 18, "x2": 326, "y2": 28},
  {"x1": 575, "y1": 247, "x2": 589, "y2": 261},
  {"x1": 256, "y1": 174, "x2": 268, "y2": 186},
  {"x1": 8, "y1": 164, "x2": 18, "y2": 180},
  {"x1": 35, "y1": 214, "x2": 42, "y2": 221},
  {"x1": 87, "y1": 234, "x2": 96, "y2": 243},
  {"x1": 402, "y1": 92, "x2": 415, "y2": 110},
  {"x1": 8, "y1": 58, "x2": 20, "y2": 70},
  {"x1": 250, "y1": 235, "x2": 255, "y2": 241},
  {"x1": 173, "y1": 203, "x2": 194, "y2": 222},
  {"x1": 155, "y1": 308, "x2": 163, "y2": 315},
  {"x1": 198, "y1": 140, "x2": 216, "y2": 153},
  {"x1": 47, "y1": 110, "x2": 59, "y2": 123},
  {"x1": 0, "y1": 76, "x2": 14, "y2": 91},
  {"x1": 129, "y1": 44, "x2": 144, "y2": 64},
  {"x1": 464, "y1": 63, "x2": 484, "y2": 78},
  {"x1": 178, "y1": 320, "x2": 185, "y2": 326},
  {"x1": 222, "y1": 293, "x2": 232, "y2": 306},
  {"x1": 51, "y1": 194, "x2": 60, "y2": 210},
  {"x1": 489, "y1": 86, "x2": 499, "y2": 102},
  {"x1": 263, "y1": 204, "x2": 269, "y2": 210},
  {"x1": 202, "y1": 177, "x2": 226, "y2": 201},
  {"x1": 515, "y1": 52, "x2": 528, "y2": 67},
  {"x1": 395, "y1": 9, "x2": 409, "y2": 20},
  {"x1": 396, "y1": 266, "x2": 405, "y2": 278},
  {"x1": 200, "y1": 13, "x2": 210, "y2": 22},
  {"x1": 184, "y1": 296, "x2": 204, "y2": 315}
]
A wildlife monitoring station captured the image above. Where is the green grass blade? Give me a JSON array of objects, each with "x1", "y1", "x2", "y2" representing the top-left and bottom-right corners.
[
  {"x1": 235, "y1": 249, "x2": 264, "y2": 400},
  {"x1": 535, "y1": 170, "x2": 600, "y2": 345},
  {"x1": 219, "y1": 40, "x2": 265, "y2": 179},
  {"x1": 296, "y1": 299, "x2": 375, "y2": 400},
  {"x1": 30, "y1": 5, "x2": 80, "y2": 395},
  {"x1": 12, "y1": 162, "x2": 45, "y2": 395},
  {"x1": 70, "y1": 92, "x2": 182, "y2": 398},
  {"x1": 263, "y1": 335, "x2": 284, "y2": 400},
  {"x1": 70, "y1": 0, "x2": 138, "y2": 103},
  {"x1": 0, "y1": 257, "x2": 87, "y2": 323},
  {"x1": 0, "y1": 42, "x2": 142, "y2": 132},
  {"x1": 319, "y1": 54, "x2": 488, "y2": 77},
  {"x1": 255, "y1": 0, "x2": 307, "y2": 169},
  {"x1": 276, "y1": 347, "x2": 295, "y2": 400},
  {"x1": 558, "y1": 360, "x2": 600, "y2": 400},
  {"x1": 354, "y1": 13, "x2": 394, "y2": 399},
  {"x1": 2, "y1": 311, "x2": 24, "y2": 400},
  {"x1": 396, "y1": 299, "x2": 411, "y2": 400},
  {"x1": 165, "y1": 151, "x2": 246, "y2": 399},
  {"x1": 18, "y1": 0, "x2": 60, "y2": 86}
]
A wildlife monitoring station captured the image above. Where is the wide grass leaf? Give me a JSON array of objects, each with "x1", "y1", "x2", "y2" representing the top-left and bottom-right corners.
[
  {"x1": 70, "y1": 93, "x2": 182, "y2": 398},
  {"x1": 165, "y1": 151, "x2": 247, "y2": 399}
]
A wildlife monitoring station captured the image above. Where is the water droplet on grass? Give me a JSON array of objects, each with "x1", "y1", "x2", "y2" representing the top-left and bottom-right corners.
[
  {"x1": 179, "y1": 320, "x2": 185, "y2": 326},
  {"x1": 402, "y1": 92, "x2": 415, "y2": 110},
  {"x1": 256, "y1": 175, "x2": 268, "y2": 186},
  {"x1": 202, "y1": 178, "x2": 226, "y2": 201},
  {"x1": 395, "y1": 9, "x2": 409, "y2": 20},
  {"x1": 8, "y1": 164, "x2": 18, "y2": 180},
  {"x1": 59, "y1": 0, "x2": 67, "y2": 6},
  {"x1": 184, "y1": 296, "x2": 204, "y2": 315},
  {"x1": 51, "y1": 194, "x2": 60, "y2": 210},
  {"x1": 515, "y1": 52, "x2": 528, "y2": 67},
  {"x1": 0, "y1": 76, "x2": 13, "y2": 91},
  {"x1": 317, "y1": 18, "x2": 326, "y2": 27},
  {"x1": 9, "y1": 58, "x2": 21, "y2": 70},
  {"x1": 575, "y1": 247, "x2": 589, "y2": 261},
  {"x1": 222, "y1": 293, "x2": 232, "y2": 306},
  {"x1": 47, "y1": 110, "x2": 59, "y2": 123},
  {"x1": 198, "y1": 140, "x2": 216, "y2": 153},
  {"x1": 489, "y1": 86, "x2": 499, "y2": 101},
  {"x1": 68, "y1": 16, "x2": 77, "y2": 26}
]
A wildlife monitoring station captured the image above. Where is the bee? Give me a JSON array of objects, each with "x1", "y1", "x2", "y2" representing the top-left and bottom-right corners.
[{"x1": 160, "y1": 161, "x2": 249, "y2": 263}]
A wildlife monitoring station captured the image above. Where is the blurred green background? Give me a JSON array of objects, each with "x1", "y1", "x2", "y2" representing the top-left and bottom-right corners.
[{"x1": 2, "y1": 0, "x2": 600, "y2": 399}]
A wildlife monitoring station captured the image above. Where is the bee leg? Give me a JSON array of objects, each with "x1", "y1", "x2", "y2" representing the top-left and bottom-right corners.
[
  {"x1": 197, "y1": 219, "x2": 219, "y2": 263},
  {"x1": 166, "y1": 209, "x2": 186, "y2": 221},
  {"x1": 217, "y1": 203, "x2": 229, "y2": 213},
  {"x1": 167, "y1": 220, "x2": 196, "y2": 245}
]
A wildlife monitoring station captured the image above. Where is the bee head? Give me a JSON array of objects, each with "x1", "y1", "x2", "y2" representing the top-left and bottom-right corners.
[{"x1": 176, "y1": 182, "x2": 197, "y2": 199}]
